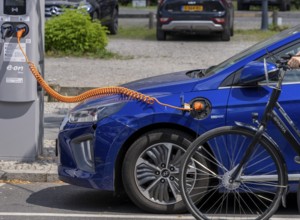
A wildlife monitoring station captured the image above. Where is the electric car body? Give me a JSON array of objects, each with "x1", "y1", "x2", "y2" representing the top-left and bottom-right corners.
[
  {"x1": 156, "y1": 0, "x2": 234, "y2": 41},
  {"x1": 58, "y1": 25, "x2": 300, "y2": 213},
  {"x1": 45, "y1": 0, "x2": 118, "y2": 34}
]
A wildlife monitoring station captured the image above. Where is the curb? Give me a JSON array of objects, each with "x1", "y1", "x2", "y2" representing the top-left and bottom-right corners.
[{"x1": 0, "y1": 167, "x2": 58, "y2": 182}]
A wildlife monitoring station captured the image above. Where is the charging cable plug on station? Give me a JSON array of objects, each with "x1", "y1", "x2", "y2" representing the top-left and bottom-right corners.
[
  {"x1": 0, "y1": 24, "x2": 14, "y2": 56},
  {"x1": 16, "y1": 24, "x2": 29, "y2": 38},
  {"x1": 1, "y1": 24, "x2": 14, "y2": 40},
  {"x1": 16, "y1": 28, "x2": 205, "y2": 112}
]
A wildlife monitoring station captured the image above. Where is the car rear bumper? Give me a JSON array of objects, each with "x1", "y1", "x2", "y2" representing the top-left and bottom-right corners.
[{"x1": 161, "y1": 20, "x2": 223, "y2": 32}]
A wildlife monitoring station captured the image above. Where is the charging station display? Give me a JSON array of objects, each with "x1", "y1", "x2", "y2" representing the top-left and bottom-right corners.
[{"x1": 4, "y1": 0, "x2": 26, "y2": 15}]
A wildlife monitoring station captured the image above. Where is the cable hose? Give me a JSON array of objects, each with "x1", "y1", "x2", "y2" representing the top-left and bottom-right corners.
[
  {"x1": 28, "y1": 61, "x2": 156, "y2": 103},
  {"x1": 17, "y1": 29, "x2": 191, "y2": 111}
]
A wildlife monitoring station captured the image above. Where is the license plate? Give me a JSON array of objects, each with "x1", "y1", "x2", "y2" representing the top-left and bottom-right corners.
[{"x1": 182, "y1": 5, "x2": 203, "y2": 11}]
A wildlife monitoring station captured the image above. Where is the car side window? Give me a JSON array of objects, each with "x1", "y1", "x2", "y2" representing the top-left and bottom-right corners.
[{"x1": 261, "y1": 42, "x2": 300, "y2": 83}]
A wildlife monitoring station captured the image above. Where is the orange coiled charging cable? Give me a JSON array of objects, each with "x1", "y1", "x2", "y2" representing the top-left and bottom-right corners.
[{"x1": 17, "y1": 29, "x2": 195, "y2": 111}]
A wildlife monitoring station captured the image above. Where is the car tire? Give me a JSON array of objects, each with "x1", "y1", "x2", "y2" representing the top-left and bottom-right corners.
[
  {"x1": 108, "y1": 8, "x2": 118, "y2": 35},
  {"x1": 221, "y1": 27, "x2": 230, "y2": 41},
  {"x1": 230, "y1": 24, "x2": 234, "y2": 37},
  {"x1": 156, "y1": 28, "x2": 166, "y2": 41},
  {"x1": 122, "y1": 129, "x2": 199, "y2": 213}
]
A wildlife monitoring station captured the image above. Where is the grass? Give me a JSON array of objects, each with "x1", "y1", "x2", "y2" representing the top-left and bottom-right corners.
[
  {"x1": 46, "y1": 26, "x2": 287, "y2": 58},
  {"x1": 109, "y1": 25, "x2": 287, "y2": 42},
  {"x1": 233, "y1": 29, "x2": 280, "y2": 41},
  {"x1": 110, "y1": 26, "x2": 156, "y2": 40}
]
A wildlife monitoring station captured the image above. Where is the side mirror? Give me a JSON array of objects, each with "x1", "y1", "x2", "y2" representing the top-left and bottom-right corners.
[{"x1": 239, "y1": 61, "x2": 278, "y2": 85}]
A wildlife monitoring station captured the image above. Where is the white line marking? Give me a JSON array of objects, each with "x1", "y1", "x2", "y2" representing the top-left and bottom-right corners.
[
  {"x1": 0, "y1": 213, "x2": 193, "y2": 219},
  {"x1": 0, "y1": 213, "x2": 297, "y2": 219}
]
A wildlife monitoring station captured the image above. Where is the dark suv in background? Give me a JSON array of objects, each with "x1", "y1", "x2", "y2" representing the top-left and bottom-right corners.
[
  {"x1": 45, "y1": 0, "x2": 119, "y2": 34},
  {"x1": 237, "y1": 0, "x2": 291, "y2": 11},
  {"x1": 156, "y1": 0, "x2": 234, "y2": 41}
]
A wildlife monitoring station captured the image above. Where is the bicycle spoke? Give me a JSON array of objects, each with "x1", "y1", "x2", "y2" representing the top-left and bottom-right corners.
[
  {"x1": 241, "y1": 185, "x2": 266, "y2": 213},
  {"x1": 198, "y1": 185, "x2": 222, "y2": 211},
  {"x1": 208, "y1": 137, "x2": 228, "y2": 172},
  {"x1": 188, "y1": 162, "x2": 220, "y2": 179},
  {"x1": 195, "y1": 146, "x2": 228, "y2": 173},
  {"x1": 231, "y1": 134, "x2": 247, "y2": 170},
  {"x1": 210, "y1": 191, "x2": 230, "y2": 215}
]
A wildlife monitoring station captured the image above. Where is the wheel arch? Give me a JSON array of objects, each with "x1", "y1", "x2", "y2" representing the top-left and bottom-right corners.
[{"x1": 114, "y1": 123, "x2": 197, "y2": 193}]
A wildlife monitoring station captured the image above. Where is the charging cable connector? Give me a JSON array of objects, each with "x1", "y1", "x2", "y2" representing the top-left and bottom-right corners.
[
  {"x1": 1, "y1": 24, "x2": 14, "y2": 40},
  {"x1": 16, "y1": 24, "x2": 29, "y2": 38}
]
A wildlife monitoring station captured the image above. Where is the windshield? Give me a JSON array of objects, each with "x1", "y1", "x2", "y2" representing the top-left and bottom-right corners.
[{"x1": 205, "y1": 25, "x2": 300, "y2": 76}]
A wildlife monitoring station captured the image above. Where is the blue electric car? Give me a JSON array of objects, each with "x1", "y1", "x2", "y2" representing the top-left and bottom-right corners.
[{"x1": 58, "y1": 25, "x2": 300, "y2": 214}]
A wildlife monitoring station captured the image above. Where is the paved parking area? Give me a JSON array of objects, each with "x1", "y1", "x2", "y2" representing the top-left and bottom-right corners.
[{"x1": 45, "y1": 39, "x2": 256, "y2": 88}]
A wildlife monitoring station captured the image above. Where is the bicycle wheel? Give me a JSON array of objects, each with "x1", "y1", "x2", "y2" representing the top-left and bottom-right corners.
[{"x1": 180, "y1": 126, "x2": 286, "y2": 220}]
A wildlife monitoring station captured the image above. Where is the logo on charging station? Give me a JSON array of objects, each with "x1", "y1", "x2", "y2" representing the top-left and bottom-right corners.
[
  {"x1": 11, "y1": 7, "x2": 19, "y2": 13},
  {"x1": 6, "y1": 65, "x2": 24, "y2": 73}
]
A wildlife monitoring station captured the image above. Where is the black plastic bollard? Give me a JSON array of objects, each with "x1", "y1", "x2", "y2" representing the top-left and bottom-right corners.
[
  {"x1": 272, "y1": 10, "x2": 278, "y2": 26},
  {"x1": 148, "y1": 12, "x2": 154, "y2": 29},
  {"x1": 261, "y1": 0, "x2": 269, "y2": 30}
]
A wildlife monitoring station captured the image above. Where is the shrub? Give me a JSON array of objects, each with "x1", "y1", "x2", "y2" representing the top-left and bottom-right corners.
[
  {"x1": 45, "y1": 9, "x2": 108, "y2": 56},
  {"x1": 293, "y1": 0, "x2": 300, "y2": 9}
]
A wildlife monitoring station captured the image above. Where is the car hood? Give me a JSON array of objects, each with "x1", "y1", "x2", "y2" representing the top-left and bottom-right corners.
[
  {"x1": 122, "y1": 70, "x2": 199, "y2": 92},
  {"x1": 72, "y1": 70, "x2": 203, "y2": 110}
]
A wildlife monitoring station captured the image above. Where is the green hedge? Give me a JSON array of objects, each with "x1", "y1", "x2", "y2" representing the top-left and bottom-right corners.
[
  {"x1": 293, "y1": 0, "x2": 300, "y2": 9},
  {"x1": 45, "y1": 9, "x2": 108, "y2": 56}
]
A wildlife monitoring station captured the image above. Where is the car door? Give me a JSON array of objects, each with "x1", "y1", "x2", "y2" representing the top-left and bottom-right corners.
[{"x1": 226, "y1": 41, "x2": 300, "y2": 176}]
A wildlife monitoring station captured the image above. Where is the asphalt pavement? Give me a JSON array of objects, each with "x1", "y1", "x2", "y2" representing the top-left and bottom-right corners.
[{"x1": 0, "y1": 182, "x2": 300, "y2": 220}]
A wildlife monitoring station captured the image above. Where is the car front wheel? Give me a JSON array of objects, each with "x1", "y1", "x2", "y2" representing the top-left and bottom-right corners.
[{"x1": 122, "y1": 129, "x2": 204, "y2": 213}]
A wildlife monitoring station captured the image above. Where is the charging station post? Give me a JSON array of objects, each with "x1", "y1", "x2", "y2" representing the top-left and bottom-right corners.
[{"x1": 0, "y1": 0, "x2": 44, "y2": 161}]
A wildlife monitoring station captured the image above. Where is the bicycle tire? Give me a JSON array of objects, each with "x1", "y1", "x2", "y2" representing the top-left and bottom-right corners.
[{"x1": 180, "y1": 126, "x2": 286, "y2": 220}]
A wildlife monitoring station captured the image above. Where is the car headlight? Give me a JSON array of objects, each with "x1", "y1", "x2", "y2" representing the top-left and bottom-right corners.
[
  {"x1": 69, "y1": 107, "x2": 98, "y2": 123},
  {"x1": 78, "y1": 3, "x2": 92, "y2": 12},
  {"x1": 68, "y1": 102, "x2": 125, "y2": 124}
]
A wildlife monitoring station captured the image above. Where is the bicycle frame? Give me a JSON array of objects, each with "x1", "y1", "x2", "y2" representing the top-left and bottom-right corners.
[{"x1": 231, "y1": 67, "x2": 300, "y2": 181}]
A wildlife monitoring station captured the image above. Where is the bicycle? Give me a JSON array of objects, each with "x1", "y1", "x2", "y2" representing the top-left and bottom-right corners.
[{"x1": 179, "y1": 54, "x2": 300, "y2": 220}]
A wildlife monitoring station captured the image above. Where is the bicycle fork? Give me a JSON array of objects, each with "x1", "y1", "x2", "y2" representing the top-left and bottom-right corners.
[
  {"x1": 229, "y1": 123, "x2": 288, "y2": 208},
  {"x1": 229, "y1": 124, "x2": 266, "y2": 183}
]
